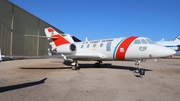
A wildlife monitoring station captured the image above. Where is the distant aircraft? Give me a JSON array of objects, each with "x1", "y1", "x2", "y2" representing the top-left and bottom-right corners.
[
  {"x1": 1, "y1": 27, "x2": 176, "y2": 72},
  {"x1": 156, "y1": 35, "x2": 180, "y2": 51}
]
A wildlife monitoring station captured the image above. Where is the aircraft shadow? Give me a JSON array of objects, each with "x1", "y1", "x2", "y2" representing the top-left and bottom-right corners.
[
  {"x1": 19, "y1": 62, "x2": 152, "y2": 72},
  {"x1": 79, "y1": 64, "x2": 152, "y2": 71},
  {"x1": 62, "y1": 61, "x2": 152, "y2": 71},
  {"x1": 20, "y1": 67, "x2": 72, "y2": 69},
  {"x1": 0, "y1": 78, "x2": 47, "y2": 93}
]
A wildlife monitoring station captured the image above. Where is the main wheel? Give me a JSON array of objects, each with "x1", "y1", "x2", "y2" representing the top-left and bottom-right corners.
[
  {"x1": 72, "y1": 65, "x2": 77, "y2": 70},
  {"x1": 71, "y1": 64, "x2": 80, "y2": 70}
]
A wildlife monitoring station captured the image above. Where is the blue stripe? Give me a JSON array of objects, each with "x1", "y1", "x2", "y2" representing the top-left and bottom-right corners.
[
  {"x1": 113, "y1": 38, "x2": 125, "y2": 60},
  {"x1": 165, "y1": 46, "x2": 178, "y2": 48}
]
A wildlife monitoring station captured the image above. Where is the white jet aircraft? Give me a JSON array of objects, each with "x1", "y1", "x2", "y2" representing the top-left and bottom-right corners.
[
  {"x1": 156, "y1": 35, "x2": 180, "y2": 51},
  {"x1": 43, "y1": 27, "x2": 175, "y2": 70},
  {"x1": 0, "y1": 27, "x2": 176, "y2": 72}
]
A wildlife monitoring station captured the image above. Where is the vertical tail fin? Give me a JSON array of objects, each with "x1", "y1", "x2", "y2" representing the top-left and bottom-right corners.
[
  {"x1": 173, "y1": 34, "x2": 180, "y2": 42},
  {"x1": 44, "y1": 27, "x2": 70, "y2": 50}
]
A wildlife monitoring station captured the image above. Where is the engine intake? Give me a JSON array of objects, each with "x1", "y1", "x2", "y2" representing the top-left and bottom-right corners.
[{"x1": 70, "y1": 44, "x2": 76, "y2": 51}]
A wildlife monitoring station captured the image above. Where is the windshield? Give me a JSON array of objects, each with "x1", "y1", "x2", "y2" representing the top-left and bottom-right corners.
[
  {"x1": 145, "y1": 39, "x2": 156, "y2": 44},
  {"x1": 133, "y1": 38, "x2": 156, "y2": 44}
]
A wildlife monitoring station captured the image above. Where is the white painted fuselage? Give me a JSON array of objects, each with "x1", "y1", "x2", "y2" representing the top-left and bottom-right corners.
[{"x1": 56, "y1": 36, "x2": 176, "y2": 61}]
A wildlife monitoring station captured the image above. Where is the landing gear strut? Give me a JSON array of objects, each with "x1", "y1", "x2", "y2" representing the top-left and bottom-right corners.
[
  {"x1": 135, "y1": 59, "x2": 146, "y2": 73},
  {"x1": 94, "y1": 60, "x2": 102, "y2": 68},
  {"x1": 71, "y1": 59, "x2": 80, "y2": 70}
]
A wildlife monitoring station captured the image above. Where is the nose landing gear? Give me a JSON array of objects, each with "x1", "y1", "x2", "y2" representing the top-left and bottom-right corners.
[{"x1": 135, "y1": 59, "x2": 146, "y2": 76}]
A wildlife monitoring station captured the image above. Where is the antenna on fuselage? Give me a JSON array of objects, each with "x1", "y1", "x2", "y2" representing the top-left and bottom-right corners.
[{"x1": 85, "y1": 37, "x2": 88, "y2": 42}]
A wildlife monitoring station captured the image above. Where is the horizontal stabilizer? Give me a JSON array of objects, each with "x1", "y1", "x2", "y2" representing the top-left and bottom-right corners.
[{"x1": 24, "y1": 35, "x2": 58, "y2": 39}]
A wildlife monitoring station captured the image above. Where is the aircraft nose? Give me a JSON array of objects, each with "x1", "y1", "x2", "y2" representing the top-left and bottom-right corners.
[
  {"x1": 162, "y1": 48, "x2": 176, "y2": 56},
  {"x1": 151, "y1": 45, "x2": 176, "y2": 58}
]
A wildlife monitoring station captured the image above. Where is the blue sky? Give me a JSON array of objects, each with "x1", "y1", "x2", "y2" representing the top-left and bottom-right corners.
[{"x1": 10, "y1": 0, "x2": 180, "y2": 41}]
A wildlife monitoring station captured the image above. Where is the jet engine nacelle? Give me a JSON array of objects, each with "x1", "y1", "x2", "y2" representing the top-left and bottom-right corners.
[{"x1": 56, "y1": 43, "x2": 76, "y2": 54}]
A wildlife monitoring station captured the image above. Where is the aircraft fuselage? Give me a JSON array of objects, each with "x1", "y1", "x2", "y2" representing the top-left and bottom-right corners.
[{"x1": 56, "y1": 36, "x2": 175, "y2": 61}]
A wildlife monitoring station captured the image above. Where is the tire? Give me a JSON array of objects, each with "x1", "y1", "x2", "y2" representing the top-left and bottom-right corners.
[
  {"x1": 72, "y1": 65, "x2": 77, "y2": 70},
  {"x1": 72, "y1": 64, "x2": 80, "y2": 70}
]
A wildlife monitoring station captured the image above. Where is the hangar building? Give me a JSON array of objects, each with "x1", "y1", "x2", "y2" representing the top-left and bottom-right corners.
[{"x1": 0, "y1": 0, "x2": 64, "y2": 56}]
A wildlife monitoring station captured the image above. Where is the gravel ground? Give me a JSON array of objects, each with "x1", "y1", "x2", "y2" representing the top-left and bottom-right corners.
[{"x1": 0, "y1": 57, "x2": 180, "y2": 101}]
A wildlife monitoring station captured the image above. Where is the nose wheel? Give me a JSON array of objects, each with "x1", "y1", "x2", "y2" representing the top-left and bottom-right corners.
[
  {"x1": 135, "y1": 59, "x2": 146, "y2": 76},
  {"x1": 135, "y1": 59, "x2": 141, "y2": 73}
]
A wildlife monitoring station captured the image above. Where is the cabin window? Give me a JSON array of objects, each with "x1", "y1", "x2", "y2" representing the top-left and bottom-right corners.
[
  {"x1": 93, "y1": 44, "x2": 96, "y2": 48},
  {"x1": 141, "y1": 39, "x2": 148, "y2": 44},
  {"x1": 87, "y1": 44, "x2": 90, "y2": 48},
  {"x1": 134, "y1": 40, "x2": 141, "y2": 44},
  {"x1": 106, "y1": 42, "x2": 111, "y2": 51},
  {"x1": 81, "y1": 45, "x2": 84, "y2": 48},
  {"x1": 92, "y1": 43, "x2": 97, "y2": 50},
  {"x1": 100, "y1": 43, "x2": 103, "y2": 47}
]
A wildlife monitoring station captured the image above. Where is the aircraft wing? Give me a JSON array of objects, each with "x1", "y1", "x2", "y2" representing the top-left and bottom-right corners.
[
  {"x1": 1, "y1": 54, "x2": 103, "y2": 61},
  {"x1": 1, "y1": 47, "x2": 104, "y2": 61},
  {"x1": 2, "y1": 55, "x2": 53, "y2": 61},
  {"x1": 66, "y1": 55, "x2": 103, "y2": 60}
]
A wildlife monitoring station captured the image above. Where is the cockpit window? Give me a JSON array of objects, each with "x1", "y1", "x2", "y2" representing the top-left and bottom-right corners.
[
  {"x1": 134, "y1": 39, "x2": 141, "y2": 44},
  {"x1": 146, "y1": 39, "x2": 156, "y2": 44},
  {"x1": 141, "y1": 39, "x2": 148, "y2": 44}
]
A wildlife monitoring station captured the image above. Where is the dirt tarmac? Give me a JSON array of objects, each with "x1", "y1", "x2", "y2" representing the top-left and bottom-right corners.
[{"x1": 0, "y1": 57, "x2": 180, "y2": 101}]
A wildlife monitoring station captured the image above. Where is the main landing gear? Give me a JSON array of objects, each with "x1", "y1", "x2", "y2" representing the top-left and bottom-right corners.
[
  {"x1": 94, "y1": 60, "x2": 102, "y2": 68},
  {"x1": 71, "y1": 60, "x2": 103, "y2": 70},
  {"x1": 71, "y1": 59, "x2": 80, "y2": 70}
]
